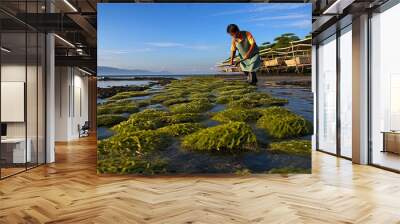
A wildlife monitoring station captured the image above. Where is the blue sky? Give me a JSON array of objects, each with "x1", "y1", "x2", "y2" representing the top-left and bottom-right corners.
[{"x1": 98, "y1": 3, "x2": 311, "y2": 74}]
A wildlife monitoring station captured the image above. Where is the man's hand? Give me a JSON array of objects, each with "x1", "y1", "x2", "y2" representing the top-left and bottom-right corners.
[{"x1": 230, "y1": 50, "x2": 236, "y2": 66}]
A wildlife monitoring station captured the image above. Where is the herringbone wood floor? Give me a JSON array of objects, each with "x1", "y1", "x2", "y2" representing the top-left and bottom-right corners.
[{"x1": 1, "y1": 136, "x2": 400, "y2": 224}]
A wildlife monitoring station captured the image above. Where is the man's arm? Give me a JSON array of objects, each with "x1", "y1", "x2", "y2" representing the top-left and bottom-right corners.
[
  {"x1": 230, "y1": 39, "x2": 236, "y2": 65},
  {"x1": 230, "y1": 50, "x2": 236, "y2": 65}
]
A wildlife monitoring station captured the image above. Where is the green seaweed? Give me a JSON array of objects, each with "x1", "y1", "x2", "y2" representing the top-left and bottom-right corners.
[
  {"x1": 150, "y1": 90, "x2": 188, "y2": 104},
  {"x1": 242, "y1": 92, "x2": 271, "y2": 100},
  {"x1": 97, "y1": 114, "x2": 127, "y2": 127},
  {"x1": 158, "y1": 123, "x2": 203, "y2": 137},
  {"x1": 226, "y1": 95, "x2": 287, "y2": 109},
  {"x1": 188, "y1": 92, "x2": 214, "y2": 100},
  {"x1": 255, "y1": 106, "x2": 291, "y2": 116},
  {"x1": 97, "y1": 103, "x2": 139, "y2": 115},
  {"x1": 215, "y1": 90, "x2": 283, "y2": 107},
  {"x1": 108, "y1": 90, "x2": 150, "y2": 101},
  {"x1": 167, "y1": 113, "x2": 206, "y2": 124},
  {"x1": 227, "y1": 98, "x2": 260, "y2": 109},
  {"x1": 212, "y1": 108, "x2": 261, "y2": 123},
  {"x1": 97, "y1": 129, "x2": 171, "y2": 174},
  {"x1": 162, "y1": 98, "x2": 191, "y2": 106},
  {"x1": 269, "y1": 140, "x2": 311, "y2": 156},
  {"x1": 111, "y1": 109, "x2": 170, "y2": 133},
  {"x1": 169, "y1": 99, "x2": 213, "y2": 113},
  {"x1": 256, "y1": 107, "x2": 312, "y2": 139},
  {"x1": 111, "y1": 109, "x2": 208, "y2": 134},
  {"x1": 218, "y1": 88, "x2": 255, "y2": 97},
  {"x1": 215, "y1": 84, "x2": 252, "y2": 93},
  {"x1": 97, "y1": 156, "x2": 167, "y2": 175},
  {"x1": 181, "y1": 122, "x2": 257, "y2": 152},
  {"x1": 259, "y1": 97, "x2": 289, "y2": 106},
  {"x1": 215, "y1": 95, "x2": 243, "y2": 104},
  {"x1": 98, "y1": 129, "x2": 171, "y2": 155}
]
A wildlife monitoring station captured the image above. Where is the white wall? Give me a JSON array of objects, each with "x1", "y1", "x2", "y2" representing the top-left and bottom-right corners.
[
  {"x1": 1, "y1": 63, "x2": 46, "y2": 164},
  {"x1": 1, "y1": 64, "x2": 26, "y2": 140},
  {"x1": 1, "y1": 82, "x2": 25, "y2": 122},
  {"x1": 1, "y1": 65, "x2": 26, "y2": 130},
  {"x1": 54, "y1": 67, "x2": 89, "y2": 141},
  {"x1": 55, "y1": 66, "x2": 69, "y2": 141},
  {"x1": 72, "y1": 72, "x2": 89, "y2": 138}
]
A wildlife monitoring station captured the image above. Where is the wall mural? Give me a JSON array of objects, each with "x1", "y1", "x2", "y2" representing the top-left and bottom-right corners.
[{"x1": 97, "y1": 3, "x2": 313, "y2": 175}]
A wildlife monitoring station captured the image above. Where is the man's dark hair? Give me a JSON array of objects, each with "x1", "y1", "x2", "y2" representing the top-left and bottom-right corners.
[{"x1": 227, "y1": 24, "x2": 239, "y2": 33}]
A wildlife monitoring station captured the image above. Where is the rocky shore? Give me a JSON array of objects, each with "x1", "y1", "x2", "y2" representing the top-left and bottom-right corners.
[
  {"x1": 98, "y1": 85, "x2": 150, "y2": 99},
  {"x1": 97, "y1": 77, "x2": 176, "y2": 99}
]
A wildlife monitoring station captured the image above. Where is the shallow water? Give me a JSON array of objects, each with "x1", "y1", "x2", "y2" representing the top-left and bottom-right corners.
[
  {"x1": 97, "y1": 98, "x2": 107, "y2": 104},
  {"x1": 98, "y1": 127, "x2": 114, "y2": 140},
  {"x1": 143, "y1": 103, "x2": 168, "y2": 111},
  {"x1": 209, "y1": 104, "x2": 226, "y2": 113},
  {"x1": 128, "y1": 95, "x2": 152, "y2": 100},
  {"x1": 261, "y1": 86, "x2": 313, "y2": 122},
  {"x1": 201, "y1": 119, "x2": 220, "y2": 128},
  {"x1": 97, "y1": 77, "x2": 313, "y2": 173},
  {"x1": 98, "y1": 80, "x2": 154, "y2": 88}
]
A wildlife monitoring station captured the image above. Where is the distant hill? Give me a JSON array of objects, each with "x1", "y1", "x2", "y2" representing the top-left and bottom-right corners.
[{"x1": 98, "y1": 66, "x2": 172, "y2": 76}]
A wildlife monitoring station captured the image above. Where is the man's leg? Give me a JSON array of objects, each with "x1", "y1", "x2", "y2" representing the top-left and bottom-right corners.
[
  {"x1": 253, "y1": 72, "x2": 258, "y2": 83},
  {"x1": 244, "y1": 71, "x2": 250, "y2": 83},
  {"x1": 250, "y1": 72, "x2": 257, "y2": 85}
]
